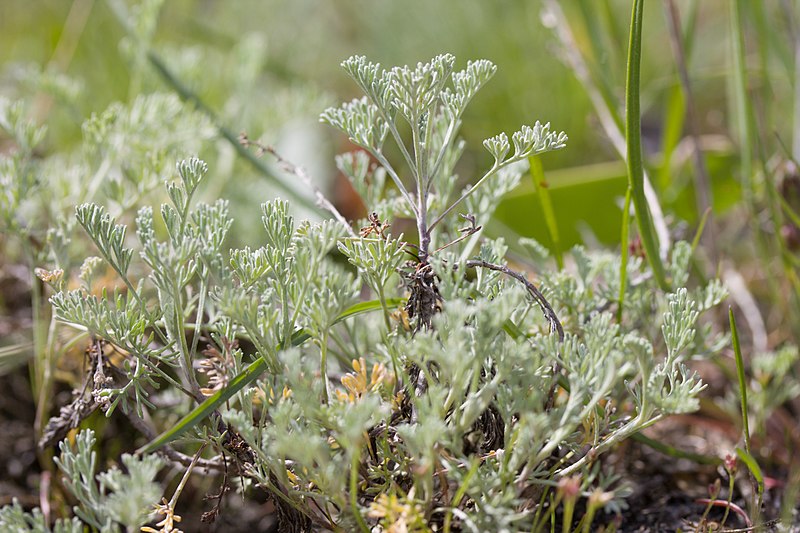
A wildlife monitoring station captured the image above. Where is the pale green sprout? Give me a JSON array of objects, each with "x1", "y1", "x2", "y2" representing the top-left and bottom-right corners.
[{"x1": 322, "y1": 54, "x2": 567, "y2": 261}]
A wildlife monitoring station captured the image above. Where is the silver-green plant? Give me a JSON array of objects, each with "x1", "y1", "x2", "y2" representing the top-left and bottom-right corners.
[
  {"x1": 321, "y1": 54, "x2": 567, "y2": 265},
  {"x1": 3, "y1": 55, "x2": 728, "y2": 532}
]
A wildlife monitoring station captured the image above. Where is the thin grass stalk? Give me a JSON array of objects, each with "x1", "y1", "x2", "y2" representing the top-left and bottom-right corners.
[
  {"x1": 617, "y1": 188, "x2": 632, "y2": 323},
  {"x1": 631, "y1": 433, "x2": 722, "y2": 466},
  {"x1": 625, "y1": 0, "x2": 670, "y2": 290},
  {"x1": 576, "y1": 0, "x2": 620, "y2": 114},
  {"x1": 529, "y1": 156, "x2": 563, "y2": 269},
  {"x1": 728, "y1": 308, "x2": 750, "y2": 454},
  {"x1": 350, "y1": 449, "x2": 370, "y2": 533},
  {"x1": 750, "y1": 20, "x2": 800, "y2": 321},
  {"x1": 664, "y1": 0, "x2": 717, "y2": 263},
  {"x1": 731, "y1": 0, "x2": 800, "y2": 324},
  {"x1": 600, "y1": 0, "x2": 627, "y2": 63},
  {"x1": 443, "y1": 459, "x2": 479, "y2": 533},
  {"x1": 657, "y1": 85, "x2": 685, "y2": 192},
  {"x1": 730, "y1": 0, "x2": 755, "y2": 206},
  {"x1": 542, "y1": 0, "x2": 672, "y2": 260},
  {"x1": 681, "y1": 0, "x2": 700, "y2": 57},
  {"x1": 144, "y1": 52, "x2": 322, "y2": 215}
]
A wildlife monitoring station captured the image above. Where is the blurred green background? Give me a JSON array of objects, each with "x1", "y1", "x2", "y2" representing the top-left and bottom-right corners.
[
  {"x1": 3, "y1": 3, "x2": 800, "y2": 528},
  {"x1": 0, "y1": 0, "x2": 792, "y2": 253}
]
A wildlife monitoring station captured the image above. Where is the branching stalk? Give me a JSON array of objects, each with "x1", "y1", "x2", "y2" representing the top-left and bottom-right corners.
[{"x1": 465, "y1": 259, "x2": 564, "y2": 341}]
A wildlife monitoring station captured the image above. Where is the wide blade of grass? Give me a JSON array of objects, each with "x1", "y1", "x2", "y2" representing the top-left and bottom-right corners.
[
  {"x1": 137, "y1": 298, "x2": 400, "y2": 454},
  {"x1": 625, "y1": 0, "x2": 670, "y2": 290},
  {"x1": 735, "y1": 448, "x2": 763, "y2": 489}
]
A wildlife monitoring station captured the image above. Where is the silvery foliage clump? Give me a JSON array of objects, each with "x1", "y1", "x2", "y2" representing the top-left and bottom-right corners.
[
  {"x1": 321, "y1": 54, "x2": 567, "y2": 262},
  {"x1": 2, "y1": 55, "x2": 727, "y2": 532},
  {"x1": 1, "y1": 430, "x2": 163, "y2": 533}
]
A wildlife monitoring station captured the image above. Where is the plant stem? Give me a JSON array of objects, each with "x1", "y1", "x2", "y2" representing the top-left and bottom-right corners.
[
  {"x1": 729, "y1": 308, "x2": 750, "y2": 454},
  {"x1": 542, "y1": 0, "x2": 672, "y2": 259},
  {"x1": 730, "y1": 0, "x2": 755, "y2": 205},
  {"x1": 465, "y1": 259, "x2": 564, "y2": 341},
  {"x1": 625, "y1": 0, "x2": 670, "y2": 291},
  {"x1": 350, "y1": 450, "x2": 370, "y2": 533},
  {"x1": 529, "y1": 155, "x2": 563, "y2": 269},
  {"x1": 369, "y1": 149, "x2": 419, "y2": 216},
  {"x1": 430, "y1": 161, "x2": 500, "y2": 232},
  {"x1": 413, "y1": 115, "x2": 431, "y2": 260},
  {"x1": 320, "y1": 332, "x2": 330, "y2": 403},
  {"x1": 376, "y1": 285, "x2": 392, "y2": 331},
  {"x1": 617, "y1": 187, "x2": 632, "y2": 323}
]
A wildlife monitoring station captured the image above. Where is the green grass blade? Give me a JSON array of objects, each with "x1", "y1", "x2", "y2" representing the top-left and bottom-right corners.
[
  {"x1": 778, "y1": 192, "x2": 800, "y2": 228},
  {"x1": 681, "y1": 0, "x2": 700, "y2": 58},
  {"x1": 730, "y1": 0, "x2": 755, "y2": 204},
  {"x1": 576, "y1": 0, "x2": 619, "y2": 104},
  {"x1": 735, "y1": 445, "x2": 765, "y2": 522},
  {"x1": 0, "y1": 342, "x2": 33, "y2": 376},
  {"x1": 617, "y1": 187, "x2": 632, "y2": 323},
  {"x1": 735, "y1": 447, "x2": 764, "y2": 489},
  {"x1": 137, "y1": 298, "x2": 398, "y2": 454},
  {"x1": 631, "y1": 433, "x2": 722, "y2": 466},
  {"x1": 600, "y1": 0, "x2": 626, "y2": 62},
  {"x1": 728, "y1": 307, "x2": 750, "y2": 454},
  {"x1": 657, "y1": 86, "x2": 685, "y2": 192},
  {"x1": 137, "y1": 356, "x2": 267, "y2": 455},
  {"x1": 502, "y1": 319, "x2": 525, "y2": 340},
  {"x1": 690, "y1": 207, "x2": 712, "y2": 253},
  {"x1": 443, "y1": 458, "x2": 480, "y2": 533},
  {"x1": 137, "y1": 331, "x2": 304, "y2": 455},
  {"x1": 350, "y1": 450, "x2": 370, "y2": 533},
  {"x1": 335, "y1": 298, "x2": 404, "y2": 321},
  {"x1": 104, "y1": 0, "x2": 322, "y2": 215},
  {"x1": 529, "y1": 156, "x2": 563, "y2": 269},
  {"x1": 625, "y1": 0, "x2": 670, "y2": 291},
  {"x1": 747, "y1": 1, "x2": 792, "y2": 79},
  {"x1": 730, "y1": 1, "x2": 800, "y2": 331},
  {"x1": 145, "y1": 52, "x2": 321, "y2": 215}
]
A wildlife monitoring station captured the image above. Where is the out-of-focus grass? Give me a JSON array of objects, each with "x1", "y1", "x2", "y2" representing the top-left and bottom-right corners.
[
  {"x1": 2, "y1": 1, "x2": 769, "y2": 250},
  {"x1": 4, "y1": 1, "x2": 797, "y2": 334},
  {"x1": 2, "y1": 1, "x2": 796, "y2": 311},
  {"x1": 0, "y1": 0, "x2": 796, "y2": 304}
]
